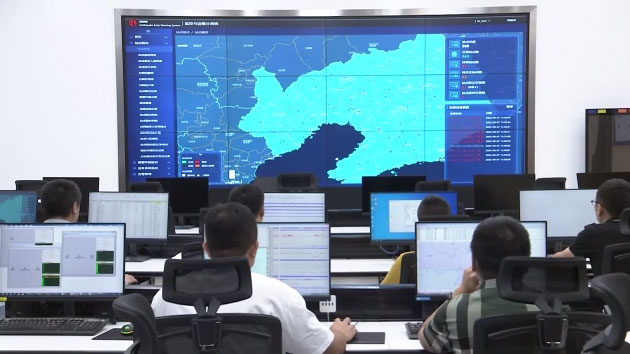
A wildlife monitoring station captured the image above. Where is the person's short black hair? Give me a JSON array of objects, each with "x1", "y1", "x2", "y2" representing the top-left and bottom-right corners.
[
  {"x1": 40, "y1": 179, "x2": 82, "y2": 219},
  {"x1": 596, "y1": 178, "x2": 630, "y2": 220},
  {"x1": 417, "y1": 195, "x2": 452, "y2": 219},
  {"x1": 227, "y1": 184, "x2": 264, "y2": 217},
  {"x1": 204, "y1": 203, "x2": 257, "y2": 258},
  {"x1": 470, "y1": 216, "x2": 531, "y2": 279}
]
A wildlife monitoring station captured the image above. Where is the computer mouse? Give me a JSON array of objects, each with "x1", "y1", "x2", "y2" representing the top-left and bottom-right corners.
[{"x1": 121, "y1": 323, "x2": 134, "y2": 335}]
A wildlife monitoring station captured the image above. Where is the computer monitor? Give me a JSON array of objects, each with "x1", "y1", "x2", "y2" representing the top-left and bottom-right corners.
[
  {"x1": 262, "y1": 193, "x2": 326, "y2": 223},
  {"x1": 520, "y1": 189, "x2": 597, "y2": 238},
  {"x1": 88, "y1": 192, "x2": 169, "y2": 242},
  {"x1": 0, "y1": 191, "x2": 37, "y2": 223},
  {"x1": 0, "y1": 223, "x2": 125, "y2": 299},
  {"x1": 361, "y1": 176, "x2": 426, "y2": 213},
  {"x1": 576, "y1": 172, "x2": 630, "y2": 189},
  {"x1": 42, "y1": 177, "x2": 99, "y2": 216},
  {"x1": 415, "y1": 220, "x2": 547, "y2": 299},
  {"x1": 253, "y1": 223, "x2": 330, "y2": 298},
  {"x1": 370, "y1": 192, "x2": 458, "y2": 244},
  {"x1": 147, "y1": 177, "x2": 209, "y2": 215},
  {"x1": 473, "y1": 174, "x2": 536, "y2": 213}
]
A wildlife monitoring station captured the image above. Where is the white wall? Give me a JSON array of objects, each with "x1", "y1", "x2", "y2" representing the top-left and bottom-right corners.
[{"x1": 1, "y1": 0, "x2": 629, "y2": 190}]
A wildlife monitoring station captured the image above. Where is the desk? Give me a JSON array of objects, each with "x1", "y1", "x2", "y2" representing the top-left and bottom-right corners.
[
  {"x1": 0, "y1": 321, "x2": 420, "y2": 353},
  {"x1": 0, "y1": 323, "x2": 132, "y2": 353}
]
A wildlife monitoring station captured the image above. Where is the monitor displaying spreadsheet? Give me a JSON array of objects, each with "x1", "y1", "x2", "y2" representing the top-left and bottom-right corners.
[{"x1": 262, "y1": 193, "x2": 326, "y2": 223}]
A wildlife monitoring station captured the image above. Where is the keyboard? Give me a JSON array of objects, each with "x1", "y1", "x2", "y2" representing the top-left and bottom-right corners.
[
  {"x1": 0, "y1": 317, "x2": 108, "y2": 335},
  {"x1": 405, "y1": 321, "x2": 423, "y2": 340}
]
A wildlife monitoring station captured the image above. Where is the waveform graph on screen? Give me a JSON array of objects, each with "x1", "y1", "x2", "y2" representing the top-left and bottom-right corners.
[{"x1": 120, "y1": 11, "x2": 531, "y2": 187}]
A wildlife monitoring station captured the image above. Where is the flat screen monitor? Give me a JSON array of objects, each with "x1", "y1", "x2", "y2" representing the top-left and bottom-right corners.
[
  {"x1": 263, "y1": 193, "x2": 326, "y2": 222},
  {"x1": 370, "y1": 192, "x2": 457, "y2": 243},
  {"x1": 473, "y1": 174, "x2": 535, "y2": 213},
  {"x1": 0, "y1": 191, "x2": 37, "y2": 223},
  {"x1": 42, "y1": 177, "x2": 100, "y2": 216},
  {"x1": 0, "y1": 223, "x2": 125, "y2": 299},
  {"x1": 361, "y1": 176, "x2": 427, "y2": 213},
  {"x1": 415, "y1": 220, "x2": 546, "y2": 299},
  {"x1": 253, "y1": 223, "x2": 330, "y2": 297},
  {"x1": 147, "y1": 177, "x2": 209, "y2": 214},
  {"x1": 88, "y1": 192, "x2": 169, "y2": 242},
  {"x1": 576, "y1": 172, "x2": 630, "y2": 189},
  {"x1": 520, "y1": 189, "x2": 597, "y2": 238},
  {"x1": 118, "y1": 10, "x2": 533, "y2": 188}
]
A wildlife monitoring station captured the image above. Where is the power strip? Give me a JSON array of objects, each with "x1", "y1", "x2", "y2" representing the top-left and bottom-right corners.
[{"x1": 319, "y1": 295, "x2": 337, "y2": 314}]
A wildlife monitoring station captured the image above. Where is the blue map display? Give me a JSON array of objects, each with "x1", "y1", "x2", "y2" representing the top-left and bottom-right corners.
[{"x1": 123, "y1": 16, "x2": 529, "y2": 186}]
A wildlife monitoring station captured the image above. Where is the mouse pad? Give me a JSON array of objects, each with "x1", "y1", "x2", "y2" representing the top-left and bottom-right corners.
[
  {"x1": 349, "y1": 331, "x2": 386, "y2": 344},
  {"x1": 92, "y1": 328, "x2": 132, "y2": 341}
]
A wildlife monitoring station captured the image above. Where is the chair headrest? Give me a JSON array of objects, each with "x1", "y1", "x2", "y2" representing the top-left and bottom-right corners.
[
  {"x1": 497, "y1": 257, "x2": 589, "y2": 304},
  {"x1": 621, "y1": 208, "x2": 630, "y2": 235},
  {"x1": 163, "y1": 257, "x2": 253, "y2": 307},
  {"x1": 591, "y1": 273, "x2": 630, "y2": 349}
]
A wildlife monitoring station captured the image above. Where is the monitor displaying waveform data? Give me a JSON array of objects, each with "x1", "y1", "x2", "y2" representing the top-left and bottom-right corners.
[
  {"x1": 118, "y1": 11, "x2": 532, "y2": 187},
  {"x1": 262, "y1": 193, "x2": 326, "y2": 223},
  {"x1": 415, "y1": 221, "x2": 546, "y2": 299},
  {"x1": 88, "y1": 192, "x2": 169, "y2": 242},
  {"x1": 0, "y1": 191, "x2": 37, "y2": 223},
  {"x1": 0, "y1": 223, "x2": 125, "y2": 298},
  {"x1": 370, "y1": 192, "x2": 457, "y2": 243},
  {"x1": 253, "y1": 223, "x2": 330, "y2": 297},
  {"x1": 520, "y1": 189, "x2": 597, "y2": 238}
]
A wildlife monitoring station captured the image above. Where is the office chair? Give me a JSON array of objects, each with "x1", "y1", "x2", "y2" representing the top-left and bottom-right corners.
[
  {"x1": 582, "y1": 273, "x2": 630, "y2": 353},
  {"x1": 15, "y1": 179, "x2": 45, "y2": 192},
  {"x1": 399, "y1": 252, "x2": 416, "y2": 284},
  {"x1": 112, "y1": 293, "x2": 159, "y2": 354},
  {"x1": 414, "y1": 180, "x2": 450, "y2": 192},
  {"x1": 620, "y1": 208, "x2": 630, "y2": 236},
  {"x1": 156, "y1": 258, "x2": 282, "y2": 354},
  {"x1": 128, "y1": 182, "x2": 164, "y2": 192},
  {"x1": 473, "y1": 257, "x2": 611, "y2": 353},
  {"x1": 276, "y1": 173, "x2": 318, "y2": 192},
  {"x1": 534, "y1": 177, "x2": 567, "y2": 190},
  {"x1": 601, "y1": 244, "x2": 630, "y2": 275}
]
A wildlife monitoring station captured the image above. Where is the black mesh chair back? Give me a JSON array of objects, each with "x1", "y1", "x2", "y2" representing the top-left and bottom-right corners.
[
  {"x1": 276, "y1": 173, "x2": 318, "y2": 192},
  {"x1": 534, "y1": 177, "x2": 567, "y2": 190},
  {"x1": 112, "y1": 293, "x2": 159, "y2": 354},
  {"x1": 15, "y1": 180, "x2": 45, "y2": 192},
  {"x1": 620, "y1": 208, "x2": 630, "y2": 236},
  {"x1": 601, "y1": 243, "x2": 630, "y2": 275},
  {"x1": 582, "y1": 273, "x2": 630, "y2": 353},
  {"x1": 414, "y1": 180, "x2": 451, "y2": 192},
  {"x1": 399, "y1": 252, "x2": 416, "y2": 284},
  {"x1": 128, "y1": 182, "x2": 164, "y2": 192}
]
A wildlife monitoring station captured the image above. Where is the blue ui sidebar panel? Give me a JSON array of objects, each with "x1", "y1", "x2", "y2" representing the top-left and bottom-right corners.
[
  {"x1": 124, "y1": 23, "x2": 176, "y2": 183},
  {"x1": 444, "y1": 33, "x2": 526, "y2": 184}
]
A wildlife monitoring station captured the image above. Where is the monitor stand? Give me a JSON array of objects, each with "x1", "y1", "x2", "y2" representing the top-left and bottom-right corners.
[{"x1": 125, "y1": 243, "x2": 151, "y2": 262}]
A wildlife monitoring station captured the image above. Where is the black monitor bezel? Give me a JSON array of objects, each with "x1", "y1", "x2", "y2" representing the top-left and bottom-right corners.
[
  {"x1": 146, "y1": 177, "x2": 209, "y2": 215},
  {"x1": 88, "y1": 191, "x2": 170, "y2": 243},
  {"x1": 0, "y1": 222, "x2": 126, "y2": 301},
  {"x1": 473, "y1": 174, "x2": 536, "y2": 214},
  {"x1": 413, "y1": 219, "x2": 547, "y2": 300},
  {"x1": 576, "y1": 172, "x2": 630, "y2": 189},
  {"x1": 257, "y1": 221, "x2": 331, "y2": 300}
]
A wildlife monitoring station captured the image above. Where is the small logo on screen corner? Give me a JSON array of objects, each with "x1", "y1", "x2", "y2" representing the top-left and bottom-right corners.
[{"x1": 128, "y1": 19, "x2": 138, "y2": 27}]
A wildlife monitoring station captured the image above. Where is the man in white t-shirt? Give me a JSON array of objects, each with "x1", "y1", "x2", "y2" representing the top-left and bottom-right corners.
[{"x1": 152, "y1": 202, "x2": 357, "y2": 354}]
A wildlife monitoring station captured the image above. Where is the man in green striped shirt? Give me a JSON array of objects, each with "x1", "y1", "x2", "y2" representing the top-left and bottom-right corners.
[{"x1": 419, "y1": 216, "x2": 536, "y2": 353}]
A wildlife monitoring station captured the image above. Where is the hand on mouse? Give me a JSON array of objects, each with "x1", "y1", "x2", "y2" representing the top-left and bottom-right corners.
[{"x1": 330, "y1": 317, "x2": 357, "y2": 342}]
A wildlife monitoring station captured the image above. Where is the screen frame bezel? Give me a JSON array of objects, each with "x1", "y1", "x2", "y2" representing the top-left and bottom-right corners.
[
  {"x1": 0, "y1": 222, "x2": 126, "y2": 301},
  {"x1": 114, "y1": 6, "x2": 537, "y2": 191}
]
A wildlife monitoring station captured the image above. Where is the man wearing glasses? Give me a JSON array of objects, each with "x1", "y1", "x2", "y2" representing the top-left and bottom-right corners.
[{"x1": 553, "y1": 178, "x2": 630, "y2": 275}]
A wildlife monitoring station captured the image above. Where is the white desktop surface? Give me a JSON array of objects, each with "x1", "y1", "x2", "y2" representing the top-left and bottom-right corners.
[
  {"x1": 0, "y1": 323, "x2": 133, "y2": 353},
  {"x1": 125, "y1": 258, "x2": 395, "y2": 274},
  {"x1": 339, "y1": 321, "x2": 423, "y2": 351}
]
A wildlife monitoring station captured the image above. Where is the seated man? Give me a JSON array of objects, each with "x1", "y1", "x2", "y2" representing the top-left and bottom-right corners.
[
  {"x1": 40, "y1": 179, "x2": 82, "y2": 223},
  {"x1": 381, "y1": 195, "x2": 452, "y2": 284},
  {"x1": 152, "y1": 203, "x2": 357, "y2": 354},
  {"x1": 419, "y1": 216, "x2": 534, "y2": 353},
  {"x1": 553, "y1": 178, "x2": 630, "y2": 275},
  {"x1": 227, "y1": 184, "x2": 264, "y2": 222}
]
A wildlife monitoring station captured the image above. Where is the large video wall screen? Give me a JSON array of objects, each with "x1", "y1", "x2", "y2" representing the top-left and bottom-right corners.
[{"x1": 119, "y1": 11, "x2": 531, "y2": 186}]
